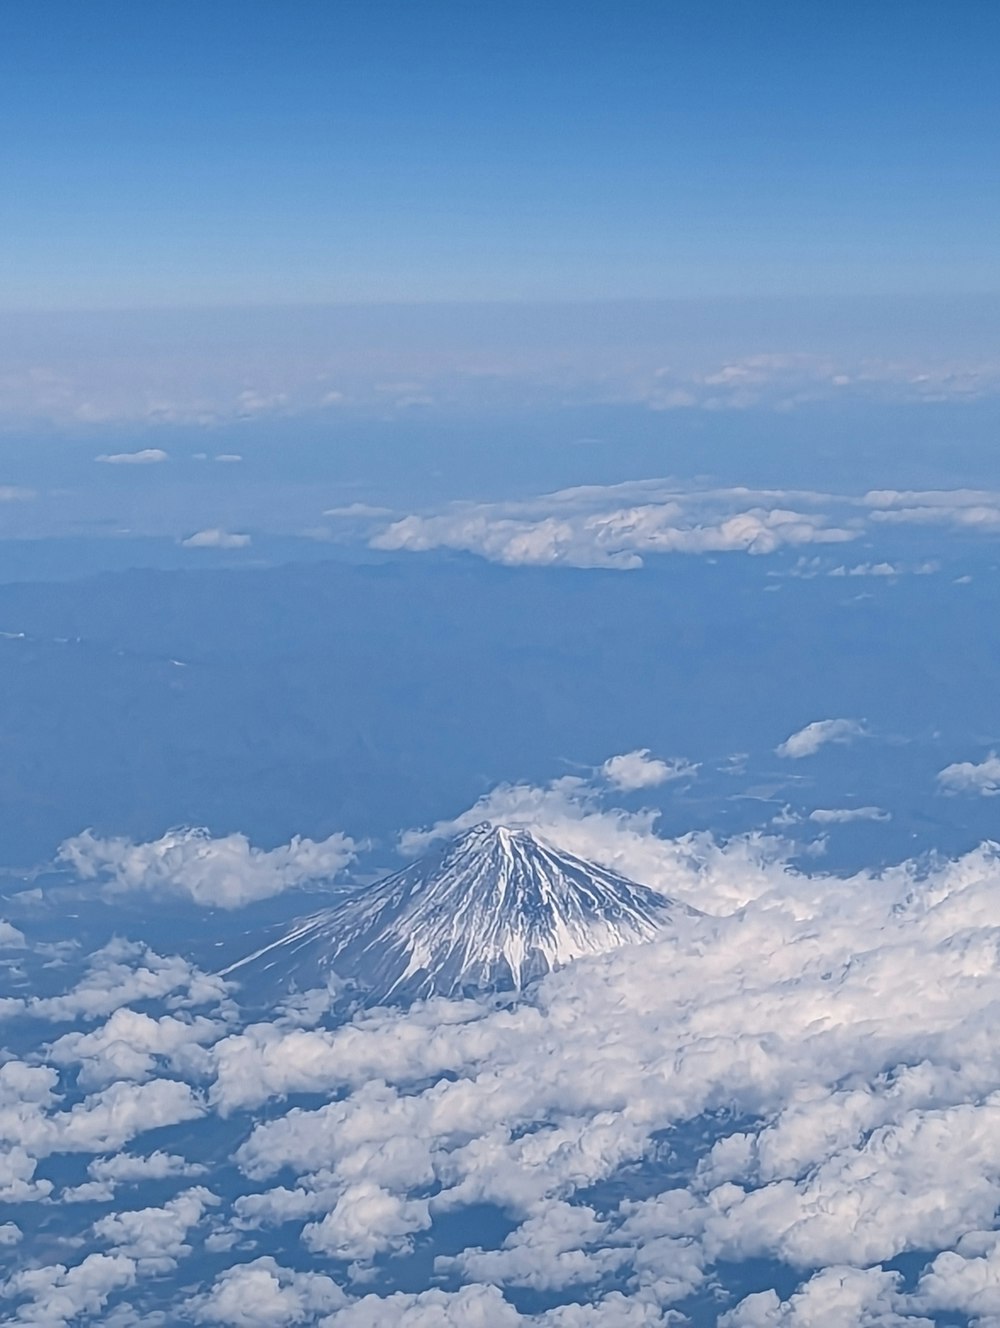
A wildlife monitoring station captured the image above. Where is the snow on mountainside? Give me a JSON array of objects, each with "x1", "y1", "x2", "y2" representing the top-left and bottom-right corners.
[{"x1": 223, "y1": 822, "x2": 699, "y2": 1004}]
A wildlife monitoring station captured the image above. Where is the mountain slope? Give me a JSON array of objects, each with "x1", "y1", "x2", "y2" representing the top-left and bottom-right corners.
[{"x1": 223, "y1": 822, "x2": 698, "y2": 1003}]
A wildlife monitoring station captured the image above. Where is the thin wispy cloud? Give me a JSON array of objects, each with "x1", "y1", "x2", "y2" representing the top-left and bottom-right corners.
[{"x1": 95, "y1": 448, "x2": 169, "y2": 465}]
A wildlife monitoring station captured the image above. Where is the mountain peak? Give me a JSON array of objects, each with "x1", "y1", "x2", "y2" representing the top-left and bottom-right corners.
[{"x1": 225, "y1": 824, "x2": 697, "y2": 1005}]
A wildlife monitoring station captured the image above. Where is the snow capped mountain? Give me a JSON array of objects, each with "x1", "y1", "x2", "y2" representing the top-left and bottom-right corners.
[{"x1": 223, "y1": 822, "x2": 698, "y2": 1004}]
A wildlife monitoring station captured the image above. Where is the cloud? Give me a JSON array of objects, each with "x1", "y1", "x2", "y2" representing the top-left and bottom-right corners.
[
  {"x1": 373, "y1": 506, "x2": 855, "y2": 570},
  {"x1": 0, "y1": 919, "x2": 26, "y2": 947},
  {"x1": 367, "y1": 479, "x2": 1000, "y2": 573},
  {"x1": 302, "y1": 1182, "x2": 431, "y2": 1261},
  {"x1": 371, "y1": 482, "x2": 858, "y2": 571},
  {"x1": 720, "y1": 1266, "x2": 910, "y2": 1327},
  {"x1": 775, "y1": 718, "x2": 865, "y2": 759},
  {"x1": 807, "y1": 806, "x2": 890, "y2": 824},
  {"x1": 94, "y1": 1186, "x2": 219, "y2": 1274},
  {"x1": 9, "y1": 938, "x2": 228, "y2": 1021},
  {"x1": 322, "y1": 1285, "x2": 521, "y2": 1326},
  {"x1": 58, "y1": 825, "x2": 357, "y2": 908},
  {"x1": 439, "y1": 1199, "x2": 625, "y2": 1292},
  {"x1": 87, "y1": 1150, "x2": 207, "y2": 1186},
  {"x1": 0, "y1": 485, "x2": 35, "y2": 501},
  {"x1": 601, "y1": 750, "x2": 699, "y2": 791},
  {"x1": 937, "y1": 752, "x2": 1000, "y2": 797},
  {"x1": 863, "y1": 490, "x2": 1000, "y2": 535},
  {"x1": 871, "y1": 504, "x2": 1000, "y2": 529},
  {"x1": 199, "y1": 826, "x2": 1000, "y2": 1321},
  {"x1": 1, "y1": 1252, "x2": 136, "y2": 1326},
  {"x1": 188, "y1": 1257, "x2": 347, "y2": 1325},
  {"x1": 95, "y1": 448, "x2": 169, "y2": 465},
  {"x1": 48, "y1": 1006, "x2": 228, "y2": 1087},
  {"x1": 181, "y1": 528, "x2": 251, "y2": 549},
  {"x1": 1, "y1": 1071, "x2": 203, "y2": 1166}
]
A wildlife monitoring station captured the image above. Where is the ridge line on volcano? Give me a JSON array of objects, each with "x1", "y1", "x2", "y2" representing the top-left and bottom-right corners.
[{"x1": 224, "y1": 821, "x2": 699, "y2": 1005}]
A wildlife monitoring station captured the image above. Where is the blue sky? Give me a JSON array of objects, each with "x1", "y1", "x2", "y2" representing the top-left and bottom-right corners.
[{"x1": 3, "y1": 0, "x2": 999, "y2": 308}]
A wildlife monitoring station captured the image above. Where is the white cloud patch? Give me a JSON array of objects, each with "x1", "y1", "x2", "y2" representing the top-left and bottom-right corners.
[
  {"x1": 2, "y1": 1076, "x2": 203, "y2": 1160},
  {"x1": 828, "y1": 561, "x2": 900, "y2": 578},
  {"x1": 863, "y1": 489, "x2": 1000, "y2": 534},
  {"x1": 303, "y1": 1182, "x2": 431, "y2": 1261},
  {"x1": 1, "y1": 1252, "x2": 136, "y2": 1326},
  {"x1": 181, "y1": 528, "x2": 251, "y2": 549},
  {"x1": 96, "y1": 448, "x2": 169, "y2": 465},
  {"x1": 808, "y1": 806, "x2": 890, "y2": 824},
  {"x1": 88, "y1": 1149, "x2": 207, "y2": 1186},
  {"x1": 937, "y1": 752, "x2": 1000, "y2": 797},
  {"x1": 189, "y1": 1257, "x2": 348, "y2": 1325},
  {"x1": 94, "y1": 1186, "x2": 219, "y2": 1273},
  {"x1": 362, "y1": 478, "x2": 1000, "y2": 574},
  {"x1": 439, "y1": 1200, "x2": 625, "y2": 1291},
  {"x1": 371, "y1": 482, "x2": 858, "y2": 570},
  {"x1": 58, "y1": 825, "x2": 358, "y2": 908},
  {"x1": 8, "y1": 938, "x2": 228, "y2": 1022},
  {"x1": 202, "y1": 825, "x2": 1000, "y2": 1321},
  {"x1": 0, "y1": 918, "x2": 26, "y2": 947},
  {"x1": 322, "y1": 1285, "x2": 522, "y2": 1326},
  {"x1": 601, "y1": 750, "x2": 698, "y2": 791},
  {"x1": 775, "y1": 718, "x2": 865, "y2": 759},
  {"x1": 720, "y1": 1266, "x2": 914, "y2": 1326}
]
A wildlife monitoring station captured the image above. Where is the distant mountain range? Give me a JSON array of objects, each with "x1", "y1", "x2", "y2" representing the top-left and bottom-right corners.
[{"x1": 224, "y1": 822, "x2": 698, "y2": 1004}]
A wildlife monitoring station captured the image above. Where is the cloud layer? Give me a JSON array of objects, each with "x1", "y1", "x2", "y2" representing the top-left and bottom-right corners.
[{"x1": 11, "y1": 774, "x2": 1000, "y2": 1323}]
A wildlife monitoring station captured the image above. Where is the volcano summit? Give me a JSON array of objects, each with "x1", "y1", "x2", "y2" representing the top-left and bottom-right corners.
[{"x1": 224, "y1": 822, "x2": 697, "y2": 1004}]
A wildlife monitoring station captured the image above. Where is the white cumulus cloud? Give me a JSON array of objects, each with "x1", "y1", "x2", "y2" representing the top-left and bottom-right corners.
[
  {"x1": 58, "y1": 825, "x2": 358, "y2": 909},
  {"x1": 775, "y1": 718, "x2": 865, "y2": 759},
  {"x1": 189, "y1": 1257, "x2": 347, "y2": 1325},
  {"x1": 937, "y1": 752, "x2": 1000, "y2": 797},
  {"x1": 601, "y1": 750, "x2": 698, "y2": 791}
]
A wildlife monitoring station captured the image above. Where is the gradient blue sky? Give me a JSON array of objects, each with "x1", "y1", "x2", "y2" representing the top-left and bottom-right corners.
[{"x1": 3, "y1": 0, "x2": 998, "y2": 309}]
